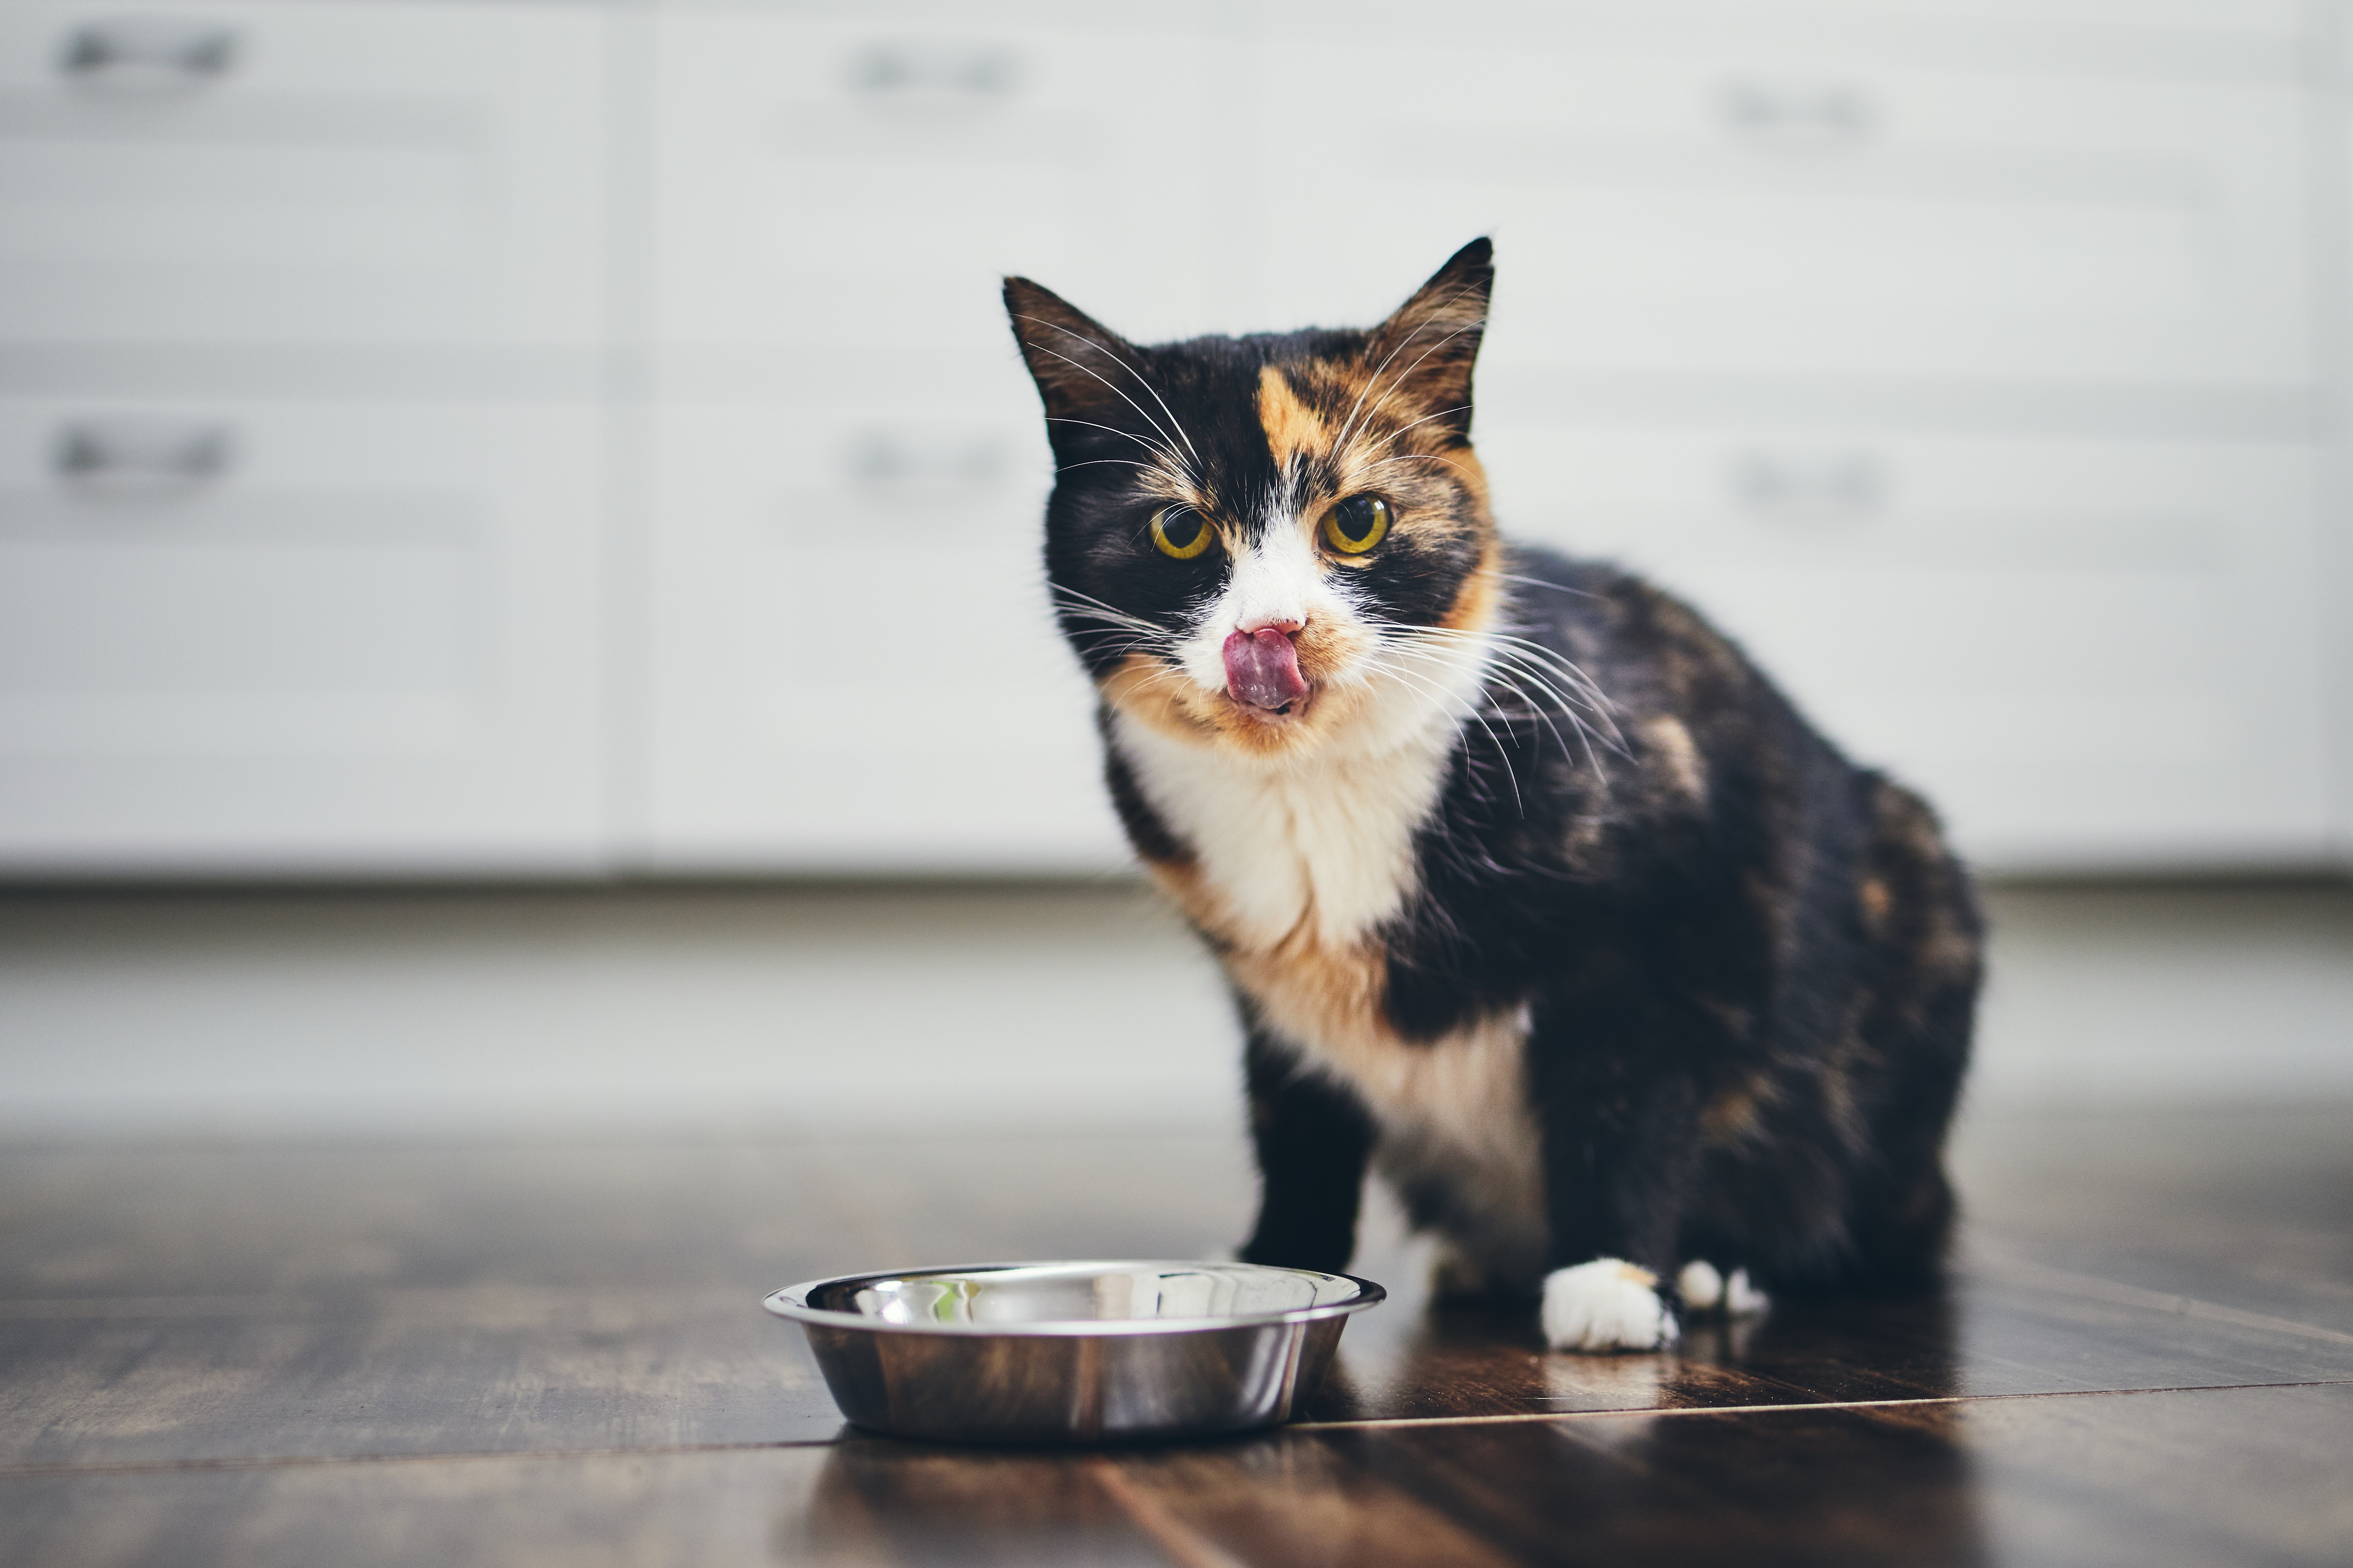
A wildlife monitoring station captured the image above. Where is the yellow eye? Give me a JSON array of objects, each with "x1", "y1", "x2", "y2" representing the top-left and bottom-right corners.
[
  {"x1": 1150, "y1": 506, "x2": 1213, "y2": 560},
  {"x1": 1321, "y1": 495, "x2": 1391, "y2": 554}
]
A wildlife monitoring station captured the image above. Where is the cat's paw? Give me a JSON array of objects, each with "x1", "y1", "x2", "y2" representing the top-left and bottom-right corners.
[
  {"x1": 1542, "y1": 1260, "x2": 1679, "y2": 1353},
  {"x1": 1677, "y1": 1260, "x2": 1769, "y2": 1317}
]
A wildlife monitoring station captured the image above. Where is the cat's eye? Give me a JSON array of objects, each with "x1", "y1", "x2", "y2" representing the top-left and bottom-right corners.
[
  {"x1": 1150, "y1": 506, "x2": 1213, "y2": 560},
  {"x1": 1321, "y1": 495, "x2": 1391, "y2": 555}
]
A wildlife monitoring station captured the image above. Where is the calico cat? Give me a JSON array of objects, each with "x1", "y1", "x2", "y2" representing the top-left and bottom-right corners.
[{"x1": 1005, "y1": 240, "x2": 1980, "y2": 1351}]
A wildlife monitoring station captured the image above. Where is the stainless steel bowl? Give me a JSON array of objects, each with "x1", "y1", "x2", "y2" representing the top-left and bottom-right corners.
[{"x1": 764, "y1": 1260, "x2": 1385, "y2": 1443}]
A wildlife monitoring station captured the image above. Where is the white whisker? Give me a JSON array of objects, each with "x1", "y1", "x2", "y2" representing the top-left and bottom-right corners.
[
  {"x1": 1367, "y1": 402, "x2": 1472, "y2": 455},
  {"x1": 1375, "y1": 614, "x2": 1628, "y2": 768},
  {"x1": 1056, "y1": 458, "x2": 1160, "y2": 476},
  {"x1": 1016, "y1": 325, "x2": 1202, "y2": 480},
  {"x1": 1357, "y1": 452, "x2": 1475, "y2": 482},
  {"x1": 1014, "y1": 313, "x2": 1203, "y2": 469},
  {"x1": 1377, "y1": 635, "x2": 1579, "y2": 772},
  {"x1": 1344, "y1": 314, "x2": 1487, "y2": 452},
  {"x1": 1364, "y1": 648, "x2": 1525, "y2": 817},
  {"x1": 1045, "y1": 415, "x2": 1180, "y2": 468},
  {"x1": 1333, "y1": 280, "x2": 1488, "y2": 453},
  {"x1": 1493, "y1": 570, "x2": 1604, "y2": 601}
]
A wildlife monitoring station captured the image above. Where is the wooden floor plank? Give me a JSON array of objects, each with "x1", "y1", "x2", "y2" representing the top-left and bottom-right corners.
[
  {"x1": 1312, "y1": 1384, "x2": 2353, "y2": 1568},
  {"x1": 0, "y1": 1443, "x2": 1164, "y2": 1568},
  {"x1": 0, "y1": 1286, "x2": 850, "y2": 1463},
  {"x1": 5, "y1": 1385, "x2": 2349, "y2": 1568},
  {"x1": 6, "y1": 1110, "x2": 2353, "y2": 1472},
  {"x1": 1953, "y1": 1106, "x2": 2353, "y2": 1338},
  {"x1": 0, "y1": 1134, "x2": 1254, "y2": 1466}
]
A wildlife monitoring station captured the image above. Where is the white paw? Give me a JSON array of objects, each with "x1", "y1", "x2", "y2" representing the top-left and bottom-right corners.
[
  {"x1": 1542, "y1": 1260, "x2": 1679, "y2": 1353},
  {"x1": 1677, "y1": 1259, "x2": 1724, "y2": 1311},
  {"x1": 1676, "y1": 1260, "x2": 1770, "y2": 1318},
  {"x1": 1675, "y1": 1260, "x2": 1769, "y2": 1316}
]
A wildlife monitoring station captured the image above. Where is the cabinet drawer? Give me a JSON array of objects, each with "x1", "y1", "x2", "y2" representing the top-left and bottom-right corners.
[
  {"x1": 0, "y1": 1, "x2": 608, "y2": 347},
  {"x1": 0, "y1": 399, "x2": 606, "y2": 873},
  {"x1": 651, "y1": 11, "x2": 1217, "y2": 379},
  {"x1": 1255, "y1": 4, "x2": 2314, "y2": 390},
  {"x1": 641, "y1": 401, "x2": 1121, "y2": 870},
  {"x1": 1473, "y1": 422, "x2": 2328, "y2": 867}
]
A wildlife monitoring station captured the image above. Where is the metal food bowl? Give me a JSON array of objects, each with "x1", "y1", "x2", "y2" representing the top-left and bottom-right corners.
[{"x1": 764, "y1": 1260, "x2": 1385, "y2": 1443}]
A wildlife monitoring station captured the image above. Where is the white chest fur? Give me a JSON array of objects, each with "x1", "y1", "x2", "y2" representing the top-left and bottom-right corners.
[
  {"x1": 1109, "y1": 698, "x2": 1545, "y2": 1263},
  {"x1": 1110, "y1": 708, "x2": 1449, "y2": 955}
]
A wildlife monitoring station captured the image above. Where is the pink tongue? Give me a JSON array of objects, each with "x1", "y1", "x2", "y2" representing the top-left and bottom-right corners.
[{"x1": 1223, "y1": 627, "x2": 1308, "y2": 711}]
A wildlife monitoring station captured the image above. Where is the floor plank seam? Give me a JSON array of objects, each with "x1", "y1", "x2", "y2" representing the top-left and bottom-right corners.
[
  {"x1": 1966, "y1": 1247, "x2": 2353, "y2": 1347},
  {"x1": 8, "y1": 1380, "x2": 2353, "y2": 1481},
  {"x1": 1286, "y1": 1379, "x2": 2353, "y2": 1432}
]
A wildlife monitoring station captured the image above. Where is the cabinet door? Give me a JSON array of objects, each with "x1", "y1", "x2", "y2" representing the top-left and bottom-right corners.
[
  {"x1": 650, "y1": 8, "x2": 1218, "y2": 381},
  {"x1": 1254, "y1": 0, "x2": 2314, "y2": 390},
  {"x1": 641, "y1": 401, "x2": 1121, "y2": 871},
  {"x1": 0, "y1": 0, "x2": 608, "y2": 347},
  {"x1": 0, "y1": 400, "x2": 607, "y2": 873},
  {"x1": 1473, "y1": 421, "x2": 2329, "y2": 868}
]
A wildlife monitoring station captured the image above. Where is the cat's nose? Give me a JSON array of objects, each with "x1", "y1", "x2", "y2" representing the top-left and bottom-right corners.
[{"x1": 1236, "y1": 616, "x2": 1304, "y2": 638}]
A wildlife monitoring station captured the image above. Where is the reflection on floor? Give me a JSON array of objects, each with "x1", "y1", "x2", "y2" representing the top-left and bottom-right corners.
[{"x1": 2, "y1": 1106, "x2": 2349, "y2": 1565}]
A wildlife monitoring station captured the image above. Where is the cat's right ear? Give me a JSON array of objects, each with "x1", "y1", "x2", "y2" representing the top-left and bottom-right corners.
[
  {"x1": 1004, "y1": 277, "x2": 1142, "y2": 432},
  {"x1": 1361, "y1": 238, "x2": 1494, "y2": 441}
]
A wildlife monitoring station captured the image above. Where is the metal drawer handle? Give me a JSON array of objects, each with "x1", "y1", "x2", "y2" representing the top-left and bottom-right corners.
[
  {"x1": 1729, "y1": 450, "x2": 1887, "y2": 518},
  {"x1": 1718, "y1": 78, "x2": 1875, "y2": 147},
  {"x1": 845, "y1": 430, "x2": 1006, "y2": 488},
  {"x1": 59, "y1": 16, "x2": 238, "y2": 87},
  {"x1": 55, "y1": 418, "x2": 235, "y2": 488},
  {"x1": 849, "y1": 41, "x2": 1020, "y2": 102}
]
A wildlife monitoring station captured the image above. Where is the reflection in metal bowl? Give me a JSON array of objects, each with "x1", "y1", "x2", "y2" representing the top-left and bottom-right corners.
[{"x1": 765, "y1": 1260, "x2": 1385, "y2": 1443}]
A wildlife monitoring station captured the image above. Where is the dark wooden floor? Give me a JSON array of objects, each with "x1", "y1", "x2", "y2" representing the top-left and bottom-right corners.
[{"x1": 3, "y1": 1106, "x2": 2350, "y2": 1566}]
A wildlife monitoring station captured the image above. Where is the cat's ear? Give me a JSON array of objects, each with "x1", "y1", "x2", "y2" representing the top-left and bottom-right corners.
[
  {"x1": 1363, "y1": 238, "x2": 1494, "y2": 439},
  {"x1": 1004, "y1": 277, "x2": 1143, "y2": 433}
]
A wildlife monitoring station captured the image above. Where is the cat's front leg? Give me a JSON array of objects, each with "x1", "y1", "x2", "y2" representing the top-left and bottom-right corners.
[
  {"x1": 1527, "y1": 999, "x2": 1705, "y2": 1353},
  {"x1": 1236, "y1": 1027, "x2": 1375, "y2": 1275}
]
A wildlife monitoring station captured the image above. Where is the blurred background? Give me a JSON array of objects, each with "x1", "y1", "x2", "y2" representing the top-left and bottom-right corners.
[{"x1": 0, "y1": 0, "x2": 2347, "y2": 1137}]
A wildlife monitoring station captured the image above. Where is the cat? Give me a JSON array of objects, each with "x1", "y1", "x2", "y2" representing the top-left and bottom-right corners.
[{"x1": 1004, "y1": 239, "x2": 1981, "y2": 1351}]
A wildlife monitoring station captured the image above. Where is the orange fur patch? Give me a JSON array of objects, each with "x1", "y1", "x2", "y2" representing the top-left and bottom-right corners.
[
  {"x1": 1256, "y1": 365, "x2": 1327, "y2": 471},
  {"x1": 1227, "y1": 931, "x2": 1396, "y2": 1053},
  {"x1": 1440, "y1": 532, "x2": 1503, "y2": 634},
  {"x1": 1100, "y1": 652, "x2": 1213, "y2": 746},
  {"x1": 1701, "y1": 1081, "x2": 1764, "y2": 1144},
  {"x1": 1644, "y1": 716, "x2": 1707, "y2": 804},
  {"x1": 1147, "y1": 851, "x2": 1400, "y2": 1048}
]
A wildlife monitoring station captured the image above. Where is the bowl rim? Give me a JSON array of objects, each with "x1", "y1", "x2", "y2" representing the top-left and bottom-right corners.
[{"x1": 763, "y1": 1259, "x2": 1387, "y2": 1338}]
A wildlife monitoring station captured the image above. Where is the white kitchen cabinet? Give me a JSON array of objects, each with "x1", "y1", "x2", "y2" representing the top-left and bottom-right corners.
[
  {"x1": 639, "y1": 398, "x2": 1122, "y2": 871},
  {"x1": 1254, "y1": 0, "x2": 2316, "y2": 393},
  {"x1": 0, "y1": 0, "x2": 609, "y2": 348},
  {"x1": 649, "y1": 7, "x2": 1219, "y2": 383},
  {"x1": 1475, "y1": 421, "x2": 2330, "y2": 869},
  {"x1": 637, "y1": 4, "x2": 1212, "y2": 868},
  {"x1": 0, "y1": 398, "x2": 608, "y2": 874},
  {"x1": 0, "y1": 0, "x2": 2343, "y2": 880}
]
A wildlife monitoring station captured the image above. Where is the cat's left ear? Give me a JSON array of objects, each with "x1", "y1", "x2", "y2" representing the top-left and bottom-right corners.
[
  {"x1": 1004, "y1": 277, "x2": 1144, "y2": 438},
  {"x1": 1363, "y1": 238, "x2": 1494, "y2": 441}
]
